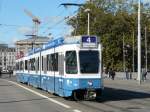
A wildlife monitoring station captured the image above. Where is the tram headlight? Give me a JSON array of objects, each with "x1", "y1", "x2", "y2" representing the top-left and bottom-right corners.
[{"x1": 88, "y1": 80, "x2": 93, "y2": 86}]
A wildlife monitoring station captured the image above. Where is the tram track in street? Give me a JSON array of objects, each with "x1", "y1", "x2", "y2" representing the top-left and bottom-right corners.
[
  {"x1": 3, "y1": 76, "x2": 150, "y2": 112},
  {"x1": 71, "y1": 86, "x2": 150, "y2": 112},
  {"x1": 72, "y1": 99, "x2": 137, "y2": 112}
]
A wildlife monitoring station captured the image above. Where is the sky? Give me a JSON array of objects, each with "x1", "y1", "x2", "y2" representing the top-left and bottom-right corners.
[
  {"x1": 0, "y1": 0, "x2": 149, "y2": 47},
  {"x1": 0, "y1": 0, "x2": 85, "y2": 47}
]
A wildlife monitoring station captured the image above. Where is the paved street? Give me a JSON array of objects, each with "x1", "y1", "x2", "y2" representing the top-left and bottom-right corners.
[
  {"x1": 0, "y1": 73, "x2": 150, "y2": 112},
  {"x1": 0, "y1": 78, "x2": 75, "y2": 112},
  {"x1": 0, "y1": 0, "x2": 150, "y2": 112}
]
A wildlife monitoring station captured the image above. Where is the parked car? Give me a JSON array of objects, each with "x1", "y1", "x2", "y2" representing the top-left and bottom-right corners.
[{"x1": 1, "y1": 69, "x2": 9, "y2": 74}]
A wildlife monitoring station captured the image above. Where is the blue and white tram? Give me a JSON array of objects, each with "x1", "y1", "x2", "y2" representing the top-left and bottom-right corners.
[{"x1": 16, "y1": 36, "x2": 103, "y2": 100}]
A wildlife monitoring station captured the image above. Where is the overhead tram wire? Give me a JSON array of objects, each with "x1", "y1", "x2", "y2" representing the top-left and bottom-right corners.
[
  {"x1": 40, "y1": 8, "x2": 66, "y2": 29},
  {"x1": 0, "y1": 23, "x2": 32, "y2": 28},
  {"x1": 54, "y1": 26, "x2": 70, "y2": 37},
  {"x1": 42, "y1": 10, "x2": 78, "y2": 36},
  {"x1": 41, "y1": 15, "x2": 70, "y2": 35},
  {"x1": 40, "y1": 7, "x2": 67, "y2": 35},
  {"x1": 42, "y1": 16, "x2": 72, "y2": 36},
  {"x1": 42, "y1": 17, "x2": 67, "y2": 34},
  {"x1": 41, "y1": 2, "x2": 82, "y2": 36}
]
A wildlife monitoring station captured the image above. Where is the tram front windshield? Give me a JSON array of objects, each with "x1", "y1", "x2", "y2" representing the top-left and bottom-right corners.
[{"x1": 79, "y1": 51, "x2": 99, "y2": 73}]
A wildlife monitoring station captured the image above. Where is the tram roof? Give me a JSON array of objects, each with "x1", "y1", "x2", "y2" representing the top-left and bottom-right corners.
[{"x1": 27, "y1": 36, "x2": 81, "y2": 55}]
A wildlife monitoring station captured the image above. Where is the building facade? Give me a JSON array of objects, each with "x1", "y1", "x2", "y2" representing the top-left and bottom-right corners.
[
  {"x1": 15, "y1": 36, "x2": 50, "y2": 58},
  {"x1": 0, "y1": 44, "x2": 15, "y2": 71}
]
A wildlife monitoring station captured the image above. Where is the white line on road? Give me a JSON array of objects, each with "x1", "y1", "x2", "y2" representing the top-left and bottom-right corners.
[
  {"x1": 73, "y1": 109, "x2": 82, "y2": 112},
  {"x1": 6, "y1": 80, "x2": 71, "y2": 109}
]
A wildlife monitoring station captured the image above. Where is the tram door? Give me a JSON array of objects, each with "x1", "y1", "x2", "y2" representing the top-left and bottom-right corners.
[{"x1": 58, "y1": 53, "x2": 64, "y2": 90}]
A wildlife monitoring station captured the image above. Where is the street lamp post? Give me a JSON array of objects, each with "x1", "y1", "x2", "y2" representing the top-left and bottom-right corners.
[
  {"x1": 145, "y1": 26, "x2": 148, "y2": 72},
  {"x1": 137, "y1": 0, "x2": 142, "y2": 84},
  {"x1": 84, "y1": 8, "x2": 90, "y2": 35},
  {"x1": 132, "y1": 30, "x2": 135, "y2": 73},
  {"x1": 123, "y1": 33, "x2": 125, "y2": 72},
  {"x1": 88, "y1": 11, "x2": 90, "y2": 35}
]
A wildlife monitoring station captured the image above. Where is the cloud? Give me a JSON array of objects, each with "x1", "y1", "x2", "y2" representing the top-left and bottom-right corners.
[
  {"x1": 17, "y1": 26, "x2": 32, "y2": 35},
  {"x1": 11, "y1": 37, "x2": 19, "y2": 43},
  {"x1": 7, "y1": 37, "x2": 19, "y2": 47}
]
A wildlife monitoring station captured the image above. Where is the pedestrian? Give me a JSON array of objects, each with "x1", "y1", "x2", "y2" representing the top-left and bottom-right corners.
[
  {"x1": 129, "y1": 69, "x2": 132, "y2": 79},
  {"x1": 142, "y1": 69, "x2": 147, "y2": 80},
  {"x1": 109, "y1": 68, "x2": 113, "y2": 79},
  {"x1": 125, "y1": 68, "x2": 129, "y2": 80},
  {"x1": 9, "y1": 70, "x2": 13, "y2": 78},
  {"x1": 105, "y1": 67, "x2": 109, "y2": 78},
  {"x1": 111, "y1": 69, "x2": 116, "y2": 80}
]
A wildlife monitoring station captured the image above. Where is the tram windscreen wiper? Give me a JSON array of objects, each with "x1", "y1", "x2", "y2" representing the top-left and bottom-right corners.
[{"x1": 79, "y1": 51, "x2": 99, "y2": 73}]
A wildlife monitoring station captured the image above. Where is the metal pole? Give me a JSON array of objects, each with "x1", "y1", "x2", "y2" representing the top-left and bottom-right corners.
[
  {"x1": 84, "y1": 8, "x2": 90, "y2": 35},
  {"x1": 137, "y1": 0, "x2": 141, "y2": 84},
  {"x1": 88, "y1": 12, "x2": 90, "y2": 35},
  {"x1": 132, "y1": 31, "x2": 135, "y2": 72},
  {"x1": 145, "y1": 26, "x2": 147, "y2": 72},
  {"x1": 123, "y1": 33, "x2": 125, "y2": 72}
]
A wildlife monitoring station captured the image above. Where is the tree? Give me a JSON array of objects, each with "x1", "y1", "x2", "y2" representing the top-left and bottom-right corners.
[{"x1": 67, "y1": 0, "x2": 150, "y2": 71}]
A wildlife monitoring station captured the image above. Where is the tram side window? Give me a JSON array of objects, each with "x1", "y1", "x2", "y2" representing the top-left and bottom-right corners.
[
  {"x1": 30, "y1": 58, "x2": 35, "y2": 71},
  {"x1": 43, "y1": 57, "x2": 47, "y2": 73},
  {"x1": 46, "y1": 53, "x2": 58, "y2": 71},
  {"x1": 20, "y1": 61, "x2": 24, "y2": 70},
  {"x1": 51, "y1": 53, "x2": 58, "y2": 71},
  {"x1": 29, "y1": 59, "x2": 32, "y2": 71},
  {"x1": 16, "y1": 62, "x2": 19, "y2": 70},
  {"x1": 37, "y1": 57, "x2": 39, "y2": 70},
  {"x1": 25, "y1": 60, "x2": 28, "y2": 70},
  {"x1": 35, "y1": 57, "x2": 39, "y2": 72},
  {"x1": 42, "y1": 56, "x2": 43, "y2": 71},
  {"x1": 65, "y1": 51, "x2": 77, "y2": 74},
  {"x1": 27, "y1": 60, "x2": 31, "y2": 71},
  {"x1": 46, "y1": 54, "x2": 52, "y2": 71},
  {"x1": 47, "y1": 54, "x2": 50, "y2": 71}
]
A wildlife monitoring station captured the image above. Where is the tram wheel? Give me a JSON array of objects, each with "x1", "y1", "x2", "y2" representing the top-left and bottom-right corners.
[
  {"x1": 73, "y1": 91, "x2": 84, "y2": 101},
  {"x1": 95, "y1": 89, "x2": 102, "y2": 102}
]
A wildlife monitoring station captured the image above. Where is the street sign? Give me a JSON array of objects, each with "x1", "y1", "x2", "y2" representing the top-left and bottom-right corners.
[{"x1": 81, "y1": 36, "x2": 97, "y2": 48}]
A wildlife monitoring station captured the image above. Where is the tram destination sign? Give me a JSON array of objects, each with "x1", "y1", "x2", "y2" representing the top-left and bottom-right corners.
[{"x1": 81, "y1": 36, "x2": 97, "y2": 48}]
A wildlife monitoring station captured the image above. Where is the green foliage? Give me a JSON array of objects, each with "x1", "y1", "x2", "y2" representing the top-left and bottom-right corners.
[{"x1": 67, "y1": 0, "x2": 150, "y2": 71}]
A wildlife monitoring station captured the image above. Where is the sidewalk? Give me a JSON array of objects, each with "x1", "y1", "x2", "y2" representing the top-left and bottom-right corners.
[
  {"x1": 0, "y1": 73, "x2": 16, "y2": 82},
  {"x1": 104, "y1": 72, "x2": 150, "y2": 80},
  {"x1": 104, "y1": 74, "x2": 150, "y2": 93},
  {"x1": 1, "y1": 73, "x2": 150, "y2": 92}
]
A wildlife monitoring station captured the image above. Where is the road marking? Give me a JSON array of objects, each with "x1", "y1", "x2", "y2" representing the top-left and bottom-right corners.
[
  {"x1": 6, "y1": 80, "x2": 71, "y2": 109},
  {"x1": 73, "y1": 109, "x2": 82, "y2": 112}
]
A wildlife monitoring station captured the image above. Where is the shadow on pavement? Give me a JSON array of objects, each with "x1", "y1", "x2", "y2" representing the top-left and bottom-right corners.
[{"x1": 99, "y1": 87, "x2": 150, "y2": 102}]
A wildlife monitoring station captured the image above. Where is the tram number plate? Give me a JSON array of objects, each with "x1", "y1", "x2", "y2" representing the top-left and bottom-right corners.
[{"x1": 81, "y1": 36, "x2": 97, "y2": 48}]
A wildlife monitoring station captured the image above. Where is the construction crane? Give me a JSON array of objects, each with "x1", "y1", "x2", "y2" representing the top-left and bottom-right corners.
[{"x1": 24, "y1": 9, "x2": 41, "y2": 37}]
